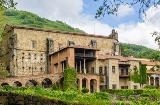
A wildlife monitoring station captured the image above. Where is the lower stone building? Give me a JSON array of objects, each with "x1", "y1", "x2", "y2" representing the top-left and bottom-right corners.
[
  {"x1": 1, "y1": 25, "x2": 159, "y2": 91},
  {"x1": 50, "y1": 45, "x2": 141, "y2": 91}
]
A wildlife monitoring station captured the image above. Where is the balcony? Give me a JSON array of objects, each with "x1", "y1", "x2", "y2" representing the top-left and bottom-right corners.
[
  {"x1": 119, "y1": 72, "x2": 130, "y2": 77},
  {"x1": 75, "y1": 52, "x2": 95, "y2": 57}
]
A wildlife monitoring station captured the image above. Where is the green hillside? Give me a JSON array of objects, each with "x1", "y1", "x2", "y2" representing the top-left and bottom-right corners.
[
  {"x1": 1, "y1": 9, "x2": 160, "y2": 61},
  {"x1": 3, "y1": 9, "x2": 84, "y2": 33},
  {"x1": 121, "y1": 43, "x2": 160, "y2": 61}
]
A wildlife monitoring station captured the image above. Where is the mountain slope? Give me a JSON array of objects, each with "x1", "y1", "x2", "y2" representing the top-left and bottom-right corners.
[
  {"x1": 4, "y1": 9, "x2": 84, "y2": 33},
  {"x1": 2, "y1": 9, "x2": 160, "y2": 61},
  {"x1": 121, "y1": 43, "x2": 160, "y2": 61}
]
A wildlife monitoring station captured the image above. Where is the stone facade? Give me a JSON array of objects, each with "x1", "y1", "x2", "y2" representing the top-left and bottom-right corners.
[{"x1": 0, "y1": 24, "x2": 144, "y2": 91}]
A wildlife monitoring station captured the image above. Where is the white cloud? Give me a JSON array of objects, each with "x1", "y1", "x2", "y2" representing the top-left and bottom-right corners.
[
  {"x1": 117, "y1": 5, "x2": 134, "y2": 18},
  {"x1": 14, "y1": 0, "x2": 160, "y2": 50}
]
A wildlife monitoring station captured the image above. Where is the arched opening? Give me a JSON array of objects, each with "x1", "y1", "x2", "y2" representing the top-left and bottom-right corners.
[
  {"x1": 25, "y1": 80, "x2": 38, "y2": 87},
  {"x1": 155, "y1": 77, "x2": 159, "y2": 86},
  {"x1": 150, "y1": 77, "x2": 154, "y2": 85},
  {"x1": 90, "y1": 79, "x2": 97, "y2": 92},
  {"x1": 59, "y1": 77, "x2": 64, "y2": 89},
  {"x1": 77, "y1": 78, "x2": 80, "y2": 88},
  {"x1": 82, "y1": 78, "x2": 87, "y2": 88},
  {"x1": 1, "y1": 83, "x2": 9, "y2": 86},
  {"x1": 42, "y1": 78, "x2": 52, "y2": 88},
  {"x1": 13, "y1": 81, "x2": 22, "y2": 87}
]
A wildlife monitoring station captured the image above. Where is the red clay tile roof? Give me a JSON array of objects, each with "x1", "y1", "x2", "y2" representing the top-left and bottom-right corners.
[
  {"x1": 7, "y1": 24, "x2": 115, "y2": 39},
  {"x1": 132, "y1": 58, "x2": 160, "y2": 66},
  {"x1": 98, "y1": 54, "x2": 132, "y2": 61}
]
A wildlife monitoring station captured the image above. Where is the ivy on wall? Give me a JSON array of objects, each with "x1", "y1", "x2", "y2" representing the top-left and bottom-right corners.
[
  {"x1": 130, "y1": 63, "x2": 147, "y2": 88},
  {"x1": 63, "y1": 65, "x2": 77, "y2": 91}
]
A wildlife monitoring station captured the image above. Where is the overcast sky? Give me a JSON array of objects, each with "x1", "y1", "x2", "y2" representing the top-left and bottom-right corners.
[{"x1": 14, "y1": 0, "x2": 160, "y2": 50}]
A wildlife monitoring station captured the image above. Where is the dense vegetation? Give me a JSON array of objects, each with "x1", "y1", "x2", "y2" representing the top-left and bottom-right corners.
[
  {"x1": 121, "y1": 43, "x2": 160, "y2": 61},
  {"x1": 3, "y1": 9, "x2": 84, "y2": 33},
  {"x1": 1, "y1": 85, "x2": 160, "y2": 105}
]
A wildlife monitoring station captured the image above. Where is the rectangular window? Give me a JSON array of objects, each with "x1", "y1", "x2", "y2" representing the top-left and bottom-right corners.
[
  {"x1": 99, "y1": 67, "x2": 103, "y2": 75},
  {"x1": 112, "y1": 66, "x2": 115, "y2": 73},
  {"x1": 112, "y1": 84, "x2": 117, "y2": 89},
  {"x1": 134, "y1": 85, "x2": 137, "y2": 89},
  {"x1": 31, "y1": 40, "x2": 36, "y2": 49},
  {"x1": 121, "y1": 86, "x2": 128, "y2": 89},
  {"x1": 54, "y1": 63, "x2": 58, "y2": 71},
  {"x1": 91, "y1": 67, "x2": 94, "y2": 73}
]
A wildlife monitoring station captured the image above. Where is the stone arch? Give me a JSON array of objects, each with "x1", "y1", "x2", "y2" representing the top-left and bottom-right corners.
[
  {"x1": 90, "y1": 79, "x2": 97, "y2": 92},
  {"x1": 59, "y1": 77, "x2": 64, "y2": 89},
  {"x1": 25, "y1": 80, "x2": 38, "y2": 87},
  {"x1": 13, "y1": 81, "x2": 22, "y2": 87},
  {"x1": 1, "y1": 83, "x2": 9, "y2": 86},
  {"x1": 42, "y1": 78, "x2": 52, "y2": 88},
  {"x1": 82, "y1": 78, "x2": 88, "y2": 88}
]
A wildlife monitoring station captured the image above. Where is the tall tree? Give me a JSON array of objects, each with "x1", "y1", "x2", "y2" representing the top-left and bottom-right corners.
[
  {"x1": 0, "y1": 0, "x2": 16, "y2": 79},
  {"x1": 130, "y1": 64, "x2": 147, "y2": 88}
]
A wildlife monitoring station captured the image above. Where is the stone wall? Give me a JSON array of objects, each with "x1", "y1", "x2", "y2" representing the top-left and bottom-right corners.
[
  {"x1": 0, "y1": 91, "x2": 80, "y2": 105},
  {"x1": 2, "y1": 25, "x2": 117, "y2": 77}
]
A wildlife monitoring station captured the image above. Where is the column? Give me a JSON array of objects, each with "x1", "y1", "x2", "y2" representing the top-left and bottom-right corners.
[
  {"x1": 96, "y1": 80, "x2": 100, "y2": 92},
  {"x1": 153, "y1": 77, "x2": 156, "y2": 86},
  {"x1": 159, "y1": 76, "x2": 160, "y2": 86},
  {"x1": 80, "y1": 61, "x2": 81, "y2": 73},
  {"x1": 79, "y1": 79, "x2": 82, "y2": 90},
  {"x1": 84, "y1": 59, "x2": 86, "y2": 74},
  {"x1": 87, "y1": 79, "x2": 90, "y2": 92},
  {"x1": 76, "y1": 62, "x2": 77, "y2": 71},
  {"x1": 148, "y1": 76, "x2": 150, "y2": 85}
]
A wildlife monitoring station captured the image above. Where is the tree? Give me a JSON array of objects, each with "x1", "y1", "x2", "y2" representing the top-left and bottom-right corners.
[
  {"x1": 0, "y1": 0, "x2": 17, "y2": 9},
  {"x1": 151, "y1": 31, "x2": 160, "y2": 49},
  {"x1": 94, "y1": 0, "x2": 160, "y2": 19},
  {"x1": 0, "y1": 0, "x2": 17, "y2": 35},
  {"x1": 0, "y1": 63, "x2": 10, "y2": 79},
  {"x1": 63, "y1": 65, "x2": 77, "y2": 91},
  {"x1": 130, "y1": 64, "x2": 147, "y2": 88}
]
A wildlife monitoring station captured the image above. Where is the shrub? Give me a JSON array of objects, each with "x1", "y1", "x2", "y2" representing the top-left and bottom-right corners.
[
  {"x1": 52, "y1": 83, "x2": 60, "y2": 90},
  {"x1": 94, "y1": 92, "x2": 109, "y2": 100},
  {"x1": 133, "y1": 89, "x2": 143, "y2": 95},
  {"x1": 118, "y1": 89, "x2": 134, "y2": 100},
  {"x1": 144, "y1": 85, "x2": 157, "y2": 89},
  {"x1": 81, "y1": 88, "x2": 89, "y2": 93}
]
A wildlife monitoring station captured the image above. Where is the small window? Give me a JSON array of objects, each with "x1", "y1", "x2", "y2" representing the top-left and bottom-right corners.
[
  {"x1": 31, "y1": 41, "x2": 36, "y2": 49},
  {"x1": 40, "y1": 67, "x2": 43, "y2": 72},
  {"x1": 54, "y1": 63, "x2": 58, "y2": 71},
  {"x1": 91, "y1": 67, "x2": 94, "y2": 73},
  {"x1": 134, "y1": 85, "x2": 137, "y2": 89},
  {"x1": 99, "y1": 67, "x2": 103, "y2": 75},
  {"x1": 121, "y1": 86, "x2": 128, "y2": 89},
  {"x1": 112, "y1": 84, "x2": 117, "y2": 89},
  {"x1": 112, "y1": 66, "x2": 115, "y2": 73}
]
